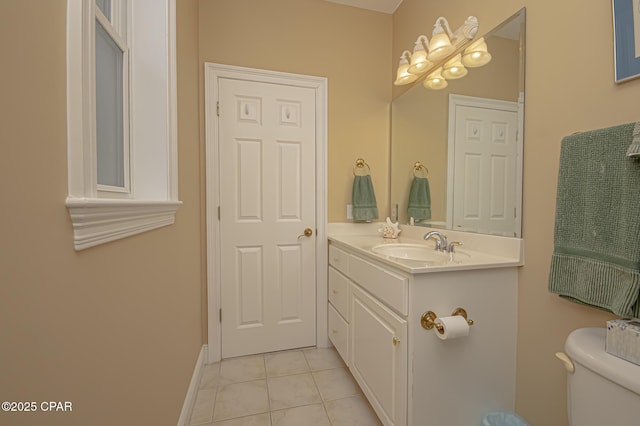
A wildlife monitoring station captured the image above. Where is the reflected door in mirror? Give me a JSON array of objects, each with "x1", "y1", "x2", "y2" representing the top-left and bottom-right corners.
[{"x1": 449, "y1": 96, "x2": 518, "y2": 236}]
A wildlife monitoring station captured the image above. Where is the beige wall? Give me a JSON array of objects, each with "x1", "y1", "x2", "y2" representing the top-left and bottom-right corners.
[
  {"x1": 394, "y1": 1, "x2": 640, "y2": 425},
  {"x1": 0, "y1": 0, "x2": 202, "y2": 425},
  {"x1": 1, "y1": 1, "x2": 391, "y2": 424},
  {"x1": 5, "y1": 1, "x2": 640, "y2": 425},
  {"x1": 198, "y1": 0, "x2": 392, "y2": 224}
]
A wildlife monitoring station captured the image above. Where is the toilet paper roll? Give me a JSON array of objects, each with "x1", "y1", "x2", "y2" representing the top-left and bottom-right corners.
[{"x1": 434, "y1": 315, "x2": 470, "y2": 340}]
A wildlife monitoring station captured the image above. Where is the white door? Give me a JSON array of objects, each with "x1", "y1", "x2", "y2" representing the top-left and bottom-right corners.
[
  {"x1": 218, "y1": 77, "x2": 317, "y2": 358},
  {"x1": 450, "y1": 98, "x2": 518, "y2": 236}
]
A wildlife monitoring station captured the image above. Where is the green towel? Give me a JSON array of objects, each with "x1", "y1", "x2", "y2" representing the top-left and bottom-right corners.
[
  {"x1": 626, "y1": 122, "x2": 640, "y2": 157},
  {"x1": 352, "y1": 175, "x2": 378, "y2": 222},
  {"x1": 548, "y1": 122, "x2": 640, "y2": 317},
  {"x1": 407, "y1": 177, "x2": 431, "y2": 221}
]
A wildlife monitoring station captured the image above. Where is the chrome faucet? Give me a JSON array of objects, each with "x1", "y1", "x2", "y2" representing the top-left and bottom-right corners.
[
  {"x1": 424, "y1": 231, "x2": 462, "y2": 253},
  {"x1": 424, "y1": 231, "x2": 448, "y2": 252}
]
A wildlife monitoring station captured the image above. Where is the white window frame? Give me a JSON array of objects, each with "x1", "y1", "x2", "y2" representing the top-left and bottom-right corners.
[{"x1": 66, "y1": 0, "x2": 180, "y2": 250}]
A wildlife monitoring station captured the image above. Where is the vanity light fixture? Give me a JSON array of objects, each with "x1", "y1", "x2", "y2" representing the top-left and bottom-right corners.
[
  {"x1": 427, "y1": 18, "x2": 455, "y2": 61},
  {"x1": 408, "y1": 35, "x2": 433, "y2": 75},
  {"x1": 461, "y1": 37, "x2": 492, "y2": 67},
  {"x1": 394, "y1": 50, "x2": 419, "y2": 86},
  {"x1": 423, "y1": 67, "x2": 448, "y2": 90},
  {"x1": 441, "y1": 54, "x2": 468, "y2": 79},
  {"x1": 394, "y1": 15, "x2": 481, "y2": 87},
  {"x1": 429, "y1": 16, "x2": 479, "y2": 61}
]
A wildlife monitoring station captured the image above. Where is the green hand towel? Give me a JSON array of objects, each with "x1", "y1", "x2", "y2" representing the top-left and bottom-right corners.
[
  {"x1": 352, "y1": 175, "x2": 378, "y2": 222},
  {"x1": 407, "y1": 177, "x2": 432, "y2": 221},
  {"x1": 626, "y1": 121, "x2": 640, "y2": 157},
  {"x1": 548, "y1": 122, "x2": 640, "y2": 317}
]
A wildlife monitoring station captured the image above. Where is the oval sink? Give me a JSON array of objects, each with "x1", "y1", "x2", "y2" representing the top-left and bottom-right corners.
[{"x1": 371, "y1": 243, "x2": 445, "y2": 263}]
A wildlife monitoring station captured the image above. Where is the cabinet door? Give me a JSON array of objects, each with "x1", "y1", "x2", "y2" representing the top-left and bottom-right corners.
[
  {"x1": 350, "y1": 284, "x2": 407, "y2": 426},
  {"x1": 328, "y1": 303, "x2": 349, "y2": 365}
]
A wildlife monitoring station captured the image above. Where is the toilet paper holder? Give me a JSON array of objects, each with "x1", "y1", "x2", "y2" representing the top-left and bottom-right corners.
[{"x1": 421, "y1": 307, "x2": 474, "y2": 334}]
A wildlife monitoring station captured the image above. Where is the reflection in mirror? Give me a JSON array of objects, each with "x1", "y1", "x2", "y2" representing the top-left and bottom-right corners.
[{"x1": 390, "y1": 8, "x2": 525, "y2": 237}]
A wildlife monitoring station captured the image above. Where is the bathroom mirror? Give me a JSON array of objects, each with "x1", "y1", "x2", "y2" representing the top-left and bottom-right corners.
[{"x1": 390, "y1": 8, "x2": 525, "y2": 237}]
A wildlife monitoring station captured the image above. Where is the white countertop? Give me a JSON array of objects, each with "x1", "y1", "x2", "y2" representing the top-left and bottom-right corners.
[{"x1": 328, "y1": 222, "x2": 524, "y2": 274}]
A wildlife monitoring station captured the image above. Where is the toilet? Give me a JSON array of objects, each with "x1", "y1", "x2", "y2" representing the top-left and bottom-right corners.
[{"x1": 557, "y1": 328, "x2": 640, "y2": 425}]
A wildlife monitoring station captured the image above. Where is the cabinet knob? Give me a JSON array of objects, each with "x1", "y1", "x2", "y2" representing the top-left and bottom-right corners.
[
  {"x1": 392, "y1": 337, "x2": 401, "y2": 346},
  {"x1": 332, "y1": 329, "x2": 338, "y2": 334}
]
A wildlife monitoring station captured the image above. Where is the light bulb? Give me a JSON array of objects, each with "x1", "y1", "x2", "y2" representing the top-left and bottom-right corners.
[
  {"x1": 408, "y1": 36, "x2": 433, "y2": 74},
  {"x1": 427, "y1": 33, "x2": 454, "y2": 61},
  {"x1": 394, "y1": 63, "x2": 418, "y2": 86},
  {"x1": 423, "y1": 67, "x2": 448, "y2": 90},
  {"x1": 442, "y1": 54, "x2": 468, "y2": 79},
  {"x1": 462, "y1": 37, "x2": 492, "y2": 67}
]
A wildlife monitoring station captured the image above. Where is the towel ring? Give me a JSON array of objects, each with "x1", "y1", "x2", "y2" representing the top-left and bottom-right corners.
[
  {"x1": 353, "y1": 158, "x2": 371, "y2": 176},
  {"x1": 413, "y1": 162, "x2": 429, "y2": 178}
]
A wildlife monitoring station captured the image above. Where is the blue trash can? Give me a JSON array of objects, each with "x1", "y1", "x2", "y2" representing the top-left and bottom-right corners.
[{"x1": 482, "y1": 411, "x2": 529, "y2": 426}]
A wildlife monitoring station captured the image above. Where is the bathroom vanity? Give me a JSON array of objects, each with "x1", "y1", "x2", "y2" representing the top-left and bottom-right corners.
[{"x1": 327, "y1": 223, "x2": 523, "y2": 426}]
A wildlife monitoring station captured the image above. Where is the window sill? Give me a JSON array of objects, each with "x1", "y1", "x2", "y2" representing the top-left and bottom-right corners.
[{"x1": 66, "y1": 197, "x2": 182, "y2": 250}]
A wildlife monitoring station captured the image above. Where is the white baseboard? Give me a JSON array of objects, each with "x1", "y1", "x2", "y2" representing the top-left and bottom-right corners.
[{"x1": 177, "y1": 344, "x2": 208, "y2": 426}]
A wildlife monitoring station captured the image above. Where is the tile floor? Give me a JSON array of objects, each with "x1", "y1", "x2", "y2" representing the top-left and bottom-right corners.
[{"x1": 189, "y1": 347, "x2": 382, "y2": 426}]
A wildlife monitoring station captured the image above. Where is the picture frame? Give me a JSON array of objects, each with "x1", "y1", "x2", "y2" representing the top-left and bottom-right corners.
[{"x1": 612, "y1": 0, "x2": 640, "y2": 82}]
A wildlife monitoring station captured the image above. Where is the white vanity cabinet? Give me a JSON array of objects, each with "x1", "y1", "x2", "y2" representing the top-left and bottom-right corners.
[
  {"x1": 328, "y1": 243, "x2": 408, "y2": 426},
  {"x1": 328, "y1": 245, "x2": 351, "y2": 364},
  {"x1": 327, "y1": 236, "x2": 519, "y2": 426}
]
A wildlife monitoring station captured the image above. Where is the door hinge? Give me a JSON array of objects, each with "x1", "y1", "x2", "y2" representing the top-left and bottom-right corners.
[
  {"x1": 218, "y1": 206, "x2": 221, "y2": 220},
  {"x1": 216, "y1": 101, "x2": 220, "y2": 117},
  {"x1": 219, "y1": 308, "x2": 222, "y2": 323}
]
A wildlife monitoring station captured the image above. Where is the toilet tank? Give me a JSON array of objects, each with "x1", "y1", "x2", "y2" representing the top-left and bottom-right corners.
[{"x1": 564, "y1": 328, "x2": 640, "y2": 426}]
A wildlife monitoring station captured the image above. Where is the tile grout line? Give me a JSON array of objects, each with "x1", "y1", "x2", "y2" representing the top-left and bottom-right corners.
[
  {"x1": 308, "y1": 361, "x2": 335, "y2": 426},
  {"x1": 209, "y1": 384, "x2": 218, "y2": 426},
  {"x1": 210, "y1": 362, "x2": 223, "y2": 425},
  {"x1": 262, "y1": 354, "x2": 274, "y2": 426},
  {"x1": 304, "y1": 348, "x2": 339, "y2": 425}
]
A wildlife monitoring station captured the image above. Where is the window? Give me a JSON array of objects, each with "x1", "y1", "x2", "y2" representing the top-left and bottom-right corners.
[
  {"x1": 66, "y1": 0, "x2": 180, "y2": 250},
  {"x1": 95, "y1": 1, "x2": 129, "y2": 192}
]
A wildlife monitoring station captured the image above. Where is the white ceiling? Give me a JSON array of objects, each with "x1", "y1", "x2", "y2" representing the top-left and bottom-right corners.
[
  {"x1": 323, "y1": 0, "x2": 404, "y2": 14},
  {"x1": 325, "y1": 1, "x2": 522, "y2": 40}
]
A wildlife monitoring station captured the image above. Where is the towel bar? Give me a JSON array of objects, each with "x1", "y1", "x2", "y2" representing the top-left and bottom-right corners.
[
  {"x1": 413, "y1": 162, "x2": 429, "y2": 178},
  {"x1": 353, "y1": 158, "x2": 372, "y2": 176}
]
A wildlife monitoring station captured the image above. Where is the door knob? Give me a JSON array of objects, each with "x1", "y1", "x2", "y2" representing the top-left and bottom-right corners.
[{"x1": 297, "y1": 228, "x2": 313, "y2": 239}]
